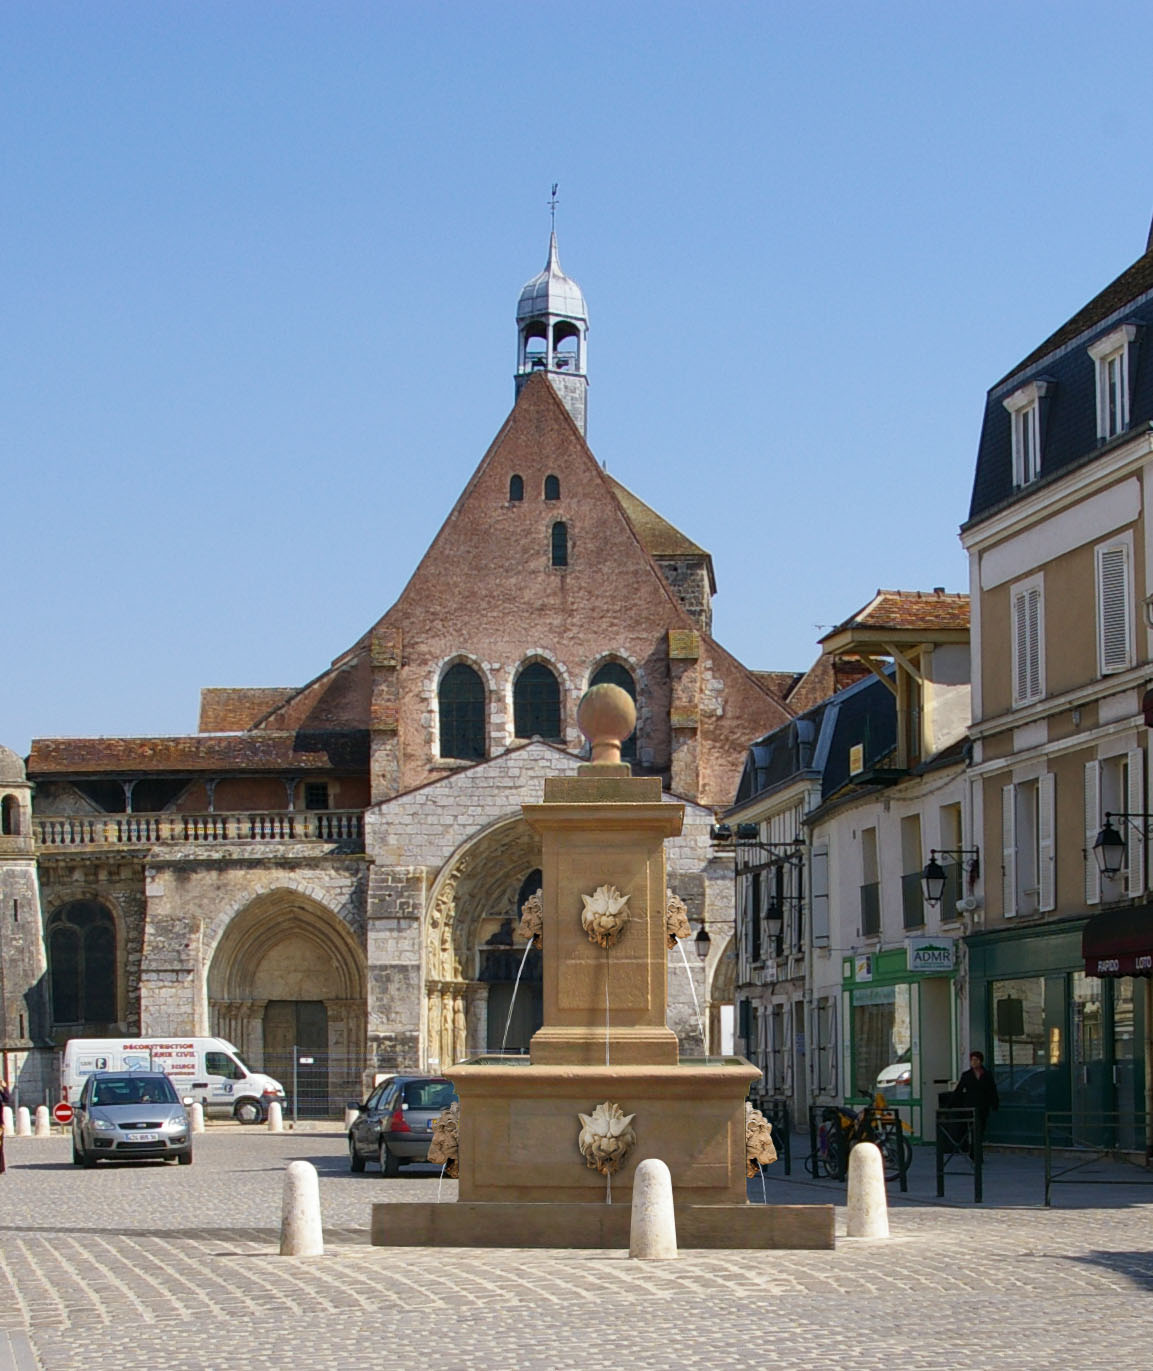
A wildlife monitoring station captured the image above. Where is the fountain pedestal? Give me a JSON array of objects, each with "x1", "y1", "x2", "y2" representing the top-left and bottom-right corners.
[{"x1": 371, "y1": 688, "x2": 833, "y2": 1249}]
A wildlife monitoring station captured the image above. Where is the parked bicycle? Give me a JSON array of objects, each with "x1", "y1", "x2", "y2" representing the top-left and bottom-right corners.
[{"x1": 806, "y1": 1092, "x2": 913, "y2": 1182}]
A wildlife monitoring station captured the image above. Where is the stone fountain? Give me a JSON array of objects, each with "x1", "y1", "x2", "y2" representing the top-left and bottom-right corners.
[{"x1": 371, "y1": 685, "x2": 832, "y2": 1249}]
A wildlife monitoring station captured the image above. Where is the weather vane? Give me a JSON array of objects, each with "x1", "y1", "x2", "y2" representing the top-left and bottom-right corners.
[{"x1": 549, "y1": 182, "x2": 559, "y2": 232}]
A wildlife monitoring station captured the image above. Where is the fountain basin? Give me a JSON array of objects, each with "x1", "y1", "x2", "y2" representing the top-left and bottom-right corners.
[{"x1": 448, "y1": 1060, "x2": 758, "y2": 1205}]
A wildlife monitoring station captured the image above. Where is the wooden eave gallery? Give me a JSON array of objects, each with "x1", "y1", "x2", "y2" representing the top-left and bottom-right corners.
[{"x1": 818, "y1": 627, "x2": 968, "y2": 698}]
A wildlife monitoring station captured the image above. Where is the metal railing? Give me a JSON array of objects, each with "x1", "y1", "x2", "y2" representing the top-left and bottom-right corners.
[
  {"x1": 1043, "y1": 1111, "x2": 1153, "y2": 1206},
  {"x1": 34, "y1": 810, "x2": 365, "y2": 850},
  {"x1": 859, "y1": 882, "x2": 880, "y2": 936},
  {"x1": 901, "y1": 871, "x2": 925, "y2": 929},
  {"x1": 935, "y1": 1104, "x2": 983, "y2": 1202}
]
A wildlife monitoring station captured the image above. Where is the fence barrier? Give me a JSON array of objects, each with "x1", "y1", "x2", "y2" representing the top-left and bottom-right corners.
[
  {"x1": 935, "y1": 1105, "x2": 982, "y2": 1203},
  {"x1": 1043, "y1": 1111, "x2": 1153, "y2": 1207}
]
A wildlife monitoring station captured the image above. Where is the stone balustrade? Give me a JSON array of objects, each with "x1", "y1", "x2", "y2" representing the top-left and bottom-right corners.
[{"x1": 33, "y1": 810, "x2": 365, "y2": 850}]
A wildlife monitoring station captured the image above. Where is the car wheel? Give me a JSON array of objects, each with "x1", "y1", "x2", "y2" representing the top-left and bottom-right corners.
[
  {"x1": 233, "y1": 1097, "x2": 263, "y2": 1125},
  {"x1": 71, "y1": 1139, "x2": 84, "y2": 1166},
  {"x1": 380, "y1": 1141, "x2": 400, "y2": 1177},
  {"x1": 349, "y1": 1136, "x2": 366, "y2": 1173},
  {"x1": 177, "y1": 1149, "x2": 193, "y2": 1166},
  {"x1": 81, "y1": 1146, "x2": 98, "y2": 1169}
]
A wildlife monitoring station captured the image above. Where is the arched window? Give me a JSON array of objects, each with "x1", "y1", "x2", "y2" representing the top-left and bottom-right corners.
[
  {"x1": 551, "y1": 521, "x2": 568, "y2": 567},
  {"x1": 509, "y1": 474, "x2": 524, "y2": 502},
  {"x1": 544, "y1": 474, "x2": 561, "y2": 501},
  {"x1": 514, "y1": 662, "x2": 562, "y2": 740},
  {"x1": 590, "y1": 662, "x2": 638, "y2": 762},
  {"x1": 47, "y1": 901, "x2": 117, "y2": 1028},
  {"x1": 0, "y1": 794, "x2": 19, "y2": 836},
  {"x1": 439, "y1": 663, "x2": 486, "y2": 760}
]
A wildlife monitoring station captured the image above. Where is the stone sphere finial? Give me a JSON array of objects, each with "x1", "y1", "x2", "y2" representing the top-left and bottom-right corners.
[{"x1": 577, "y1": 684, "x2": 636, "y2": 766}]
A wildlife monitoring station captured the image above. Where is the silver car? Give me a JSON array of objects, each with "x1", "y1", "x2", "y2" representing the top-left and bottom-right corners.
[{"x1": 72, "y1": 1071, "x2": 192, "y2": 1167}]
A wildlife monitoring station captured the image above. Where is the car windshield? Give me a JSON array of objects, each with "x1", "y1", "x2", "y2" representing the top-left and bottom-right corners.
[
  {"x1": 91, "y1": 1077, "x2": 178, "y2": 1107},
  {"x1": 402, "y1": 1080, "x2": 455, "y2": 1111}
]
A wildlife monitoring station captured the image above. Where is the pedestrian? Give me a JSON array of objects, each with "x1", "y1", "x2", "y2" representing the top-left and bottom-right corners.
[
  {"x1": 0, "y1": 1077, "x2": 10, "y2": 1175},
  {"x1": 956, "y1": 1050, "x2": 999, "y2": 1133}
]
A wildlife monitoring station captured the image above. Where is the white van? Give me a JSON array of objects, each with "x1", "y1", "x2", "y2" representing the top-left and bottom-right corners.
[{"x1": 61, "y1": 1037, "x2": 287, "y2": 1124}]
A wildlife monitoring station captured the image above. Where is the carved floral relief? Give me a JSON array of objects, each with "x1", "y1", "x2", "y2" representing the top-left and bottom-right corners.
[
  {"x1": 665, "y1": 892, "x2": 691, "y2": 949},
  {"x1": 580, "y1": 884, "x2": 630, "y2": 948},
  {"x1": 577, "y1": 1101, "x2": 637, "y2": 1175},
  {"x1": 745, "y1": 1103, "x2": 778, "y2": 1176}
]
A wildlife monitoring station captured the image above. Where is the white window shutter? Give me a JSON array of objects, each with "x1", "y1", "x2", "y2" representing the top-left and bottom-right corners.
[
  {"x1": 1127, "y1": 747, "x2": 1146, "y2": 896},
  {"x1": 1038, "y1": 772, "x2": 1056, "y2": 912},
  {"x1": 1026, "y1": 587, "x2": 1042, "y2": 698},
  {"x1": 1084, "y1": 760, "x2": 1101, "y2": 906},
  {"x1": 1013, "y1": 592, "x2": 1028, "y2": 704},
  {"x1": 1002, "y1": 784, "x2": 1017, "y2": 918},
  {"x1": 1098, "y1": 544, "x2": 1132, "y2": 674}
]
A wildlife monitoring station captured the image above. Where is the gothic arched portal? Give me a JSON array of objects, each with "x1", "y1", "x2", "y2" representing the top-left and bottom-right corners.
[{"x1": 207, "y1": 891, "x2": 366, "y2": 1116}]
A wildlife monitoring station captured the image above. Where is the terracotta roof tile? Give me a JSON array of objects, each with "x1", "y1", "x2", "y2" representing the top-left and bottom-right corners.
[
  {"x1": 27, "y1": 731, "x2": 369, "y2": 775},
  {"x1": 823, "y1": 589, "x2": 970, "y2": 638}
]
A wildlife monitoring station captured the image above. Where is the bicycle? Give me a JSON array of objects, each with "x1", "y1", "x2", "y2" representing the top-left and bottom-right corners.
[{"x1": 808, "y1": 1093, "x2": 913, "y2": 1182}]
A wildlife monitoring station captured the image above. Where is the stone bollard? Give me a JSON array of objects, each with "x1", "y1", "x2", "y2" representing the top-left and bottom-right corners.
[
  {"x1": 34, "y1": 1106, "x2": 51, "y2": 1138},
  {"x1": 279, "y1": 1160, "x2": 324, "y2": 1256},
  {"x1": 267, "y1": 1102, "x2": 284, "y2": 1133},
  {"x1": 16, "y1": 1107, "x2": 31, "y2": 1137},
  {"x1": 1, "y1": 1106, "x2": 12, "y2": 1134},
  {"x1": 846, "y1": 1141, "x2": 889, "y2": 1239},
  {"x1": 629, "y1": 1158, "x2": 678, "y2": 1260},
  {"x1": 189, "y1": 1102, "x2": 205, "y2": 1134}
]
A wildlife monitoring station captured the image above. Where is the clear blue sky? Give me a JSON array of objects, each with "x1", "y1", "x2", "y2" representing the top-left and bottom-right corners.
[{"x1": 5, "y1": 2, "x2": 1153, "y2": 756}]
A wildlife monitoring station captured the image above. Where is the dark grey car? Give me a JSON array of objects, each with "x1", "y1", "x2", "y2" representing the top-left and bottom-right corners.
[
  {"x1": 347, "y1": 1075, "x2": 457, "y2": 1177},
  {"x1": 72, "y1": 1071, "x2": 192, "y2": 1167}
]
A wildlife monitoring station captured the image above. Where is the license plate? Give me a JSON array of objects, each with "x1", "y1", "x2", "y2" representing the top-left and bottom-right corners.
[
  {"x1": 125, "y1": 1131, "x2": 159, "y2": 1142},
  {"x1": 428, "y1": 1121, "x2": 437, "y2": 1130}
]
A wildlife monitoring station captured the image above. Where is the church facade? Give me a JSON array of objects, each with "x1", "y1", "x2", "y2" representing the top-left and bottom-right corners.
[{"x1": 3, "y1": 237, "x2": 795, "y2": 1107}]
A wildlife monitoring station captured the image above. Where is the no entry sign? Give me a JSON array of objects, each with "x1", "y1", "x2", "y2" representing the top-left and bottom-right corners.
[{"x1": 52, "y1": 1102, "x2": 74, "y2": 1125}]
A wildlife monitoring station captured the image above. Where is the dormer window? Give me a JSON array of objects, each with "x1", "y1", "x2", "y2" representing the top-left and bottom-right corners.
[
  {"x1": 1003, "y1": 379, "x2": 1049, "y2": 487},
  {"x1": 1088, "y1": 324, "x2": 1138, "y2": 441}
]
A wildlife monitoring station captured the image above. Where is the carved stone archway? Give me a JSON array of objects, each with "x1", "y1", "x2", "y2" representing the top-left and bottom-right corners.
[
  {"x1": 207, "y1": 890, "x2": 367, "y2": 1111},
  {"x1": 424, "y1": 816, "x2": 542, "y2": 1070}
]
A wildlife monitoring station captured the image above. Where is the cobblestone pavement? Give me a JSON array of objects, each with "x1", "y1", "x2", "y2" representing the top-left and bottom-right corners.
[{"x1": 0, "y1": 1129, "x2": 1151, "y2": 1370}]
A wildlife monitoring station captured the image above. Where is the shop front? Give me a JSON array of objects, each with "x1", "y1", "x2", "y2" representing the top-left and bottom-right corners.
[
  {"x1": 968, "y1": 917, "x2": 1149, "y2": 1148},
  {"x1": 841, "y1": 937, "x2": 958, "y2": 1141}
]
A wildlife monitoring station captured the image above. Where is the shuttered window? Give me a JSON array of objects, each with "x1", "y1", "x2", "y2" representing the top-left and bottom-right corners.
[
  {"x1": 1096, "y1": 539, "x2": 1132, "y2": 675},
  {"x1": 1011, "y1": 577, "x2": 1044, "y2": 706}
]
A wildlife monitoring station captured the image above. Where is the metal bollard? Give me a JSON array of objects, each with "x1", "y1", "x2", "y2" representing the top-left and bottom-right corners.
[{"x1": 279, "y1": 1160, "x2": 324, "y2": 1256}]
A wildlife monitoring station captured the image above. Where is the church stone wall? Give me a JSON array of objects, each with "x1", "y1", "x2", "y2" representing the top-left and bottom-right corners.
[{"x1": 139, "y1": 851, "x2": 368, "y2": 1036}]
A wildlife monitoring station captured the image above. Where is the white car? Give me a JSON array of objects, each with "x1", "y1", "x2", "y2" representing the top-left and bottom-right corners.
[{"x1": 875, "y1": 1052, "x2": 912, "y2": 1100}]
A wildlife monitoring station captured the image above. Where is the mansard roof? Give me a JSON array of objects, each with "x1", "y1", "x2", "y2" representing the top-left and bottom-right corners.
[
  {"x1": 969, "y1": 239, "x2": 1153, "y2": 526},
  {"x1": 729, "y1": 668, "x2": 896, "y2": 812}
]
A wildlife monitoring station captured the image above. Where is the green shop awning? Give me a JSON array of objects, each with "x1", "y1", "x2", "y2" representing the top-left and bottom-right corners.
[{"x1": 1082, "y1": 905, "x2": 1153, "y2": 977}]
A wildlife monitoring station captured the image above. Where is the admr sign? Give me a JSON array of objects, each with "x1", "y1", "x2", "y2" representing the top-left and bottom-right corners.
[
  {"x1": 52, "y1": 1102, "x2": 74, "y2": 1125},
  {"x1": 907, "y1": 936, "x2": 955, "y2": 974}
]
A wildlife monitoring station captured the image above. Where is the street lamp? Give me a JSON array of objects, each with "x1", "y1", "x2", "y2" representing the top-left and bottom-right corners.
[
  {"x1": 694, "y1": 923, "x2": 711, "y2": 959},
  {"x1": 763, "y1": 898, "x2": 784, "y2": 957},
  {"x1": 920, "y1": 848, "x2": 980, "y2": 907},
  {"x1": 1092, "y1": 815, "x2": 1129, "y2": 878}
]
